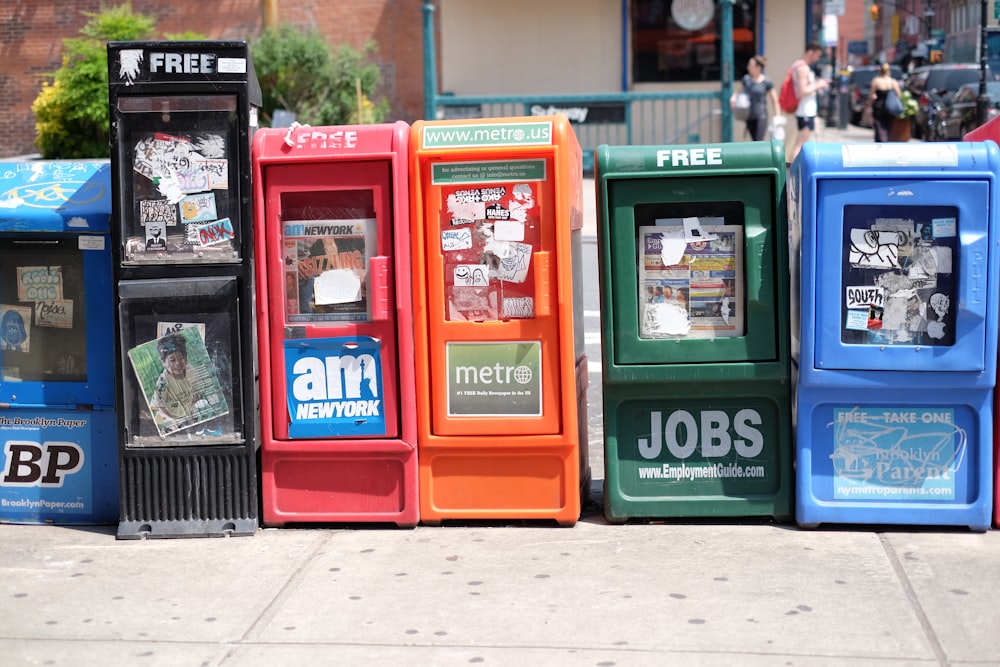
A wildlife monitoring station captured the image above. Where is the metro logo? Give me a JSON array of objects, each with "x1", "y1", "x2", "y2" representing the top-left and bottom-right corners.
[
  {"x1": 2, "y1": 440, "x2": 84, "y2": 487},
  {"x1": 638, "y1": 409, "x2": 764, "y2": 460}
]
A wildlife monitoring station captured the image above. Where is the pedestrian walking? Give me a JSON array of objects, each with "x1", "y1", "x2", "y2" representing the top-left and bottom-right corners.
[
  {"x1": 731, "y1": 55, "x2": 779, "y2": 141},
  {"x1": 788, "y1": 42, "x2": 829, "y2": 164},
  {"x1": 870, "y1": 62, "x2": 903, "y2": 143}
]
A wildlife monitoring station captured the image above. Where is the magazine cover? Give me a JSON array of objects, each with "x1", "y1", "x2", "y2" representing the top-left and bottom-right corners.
[
  {"x1": 638, "y1": 221, "x2": 744, "y2": 339},
  {"x1": 283, "y1": 218, "x2": 377, "y2": 322},
  {"x1": 127, "y1": 327, "x2": 230, "y2": 438}
]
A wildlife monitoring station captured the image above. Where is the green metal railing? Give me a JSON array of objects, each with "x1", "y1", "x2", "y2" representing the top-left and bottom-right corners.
[{"x1": 420, "y1": 1, "x2": 736, "y2": 171}]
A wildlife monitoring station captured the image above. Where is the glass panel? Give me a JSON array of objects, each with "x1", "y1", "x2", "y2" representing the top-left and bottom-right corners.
[
  {"x1": 840, "y1": 204, "x2": 958, "y2": 346},
  {"x1": 0, "y1": 239, "x2": 87, "y2": 383},
  {"x1": 633, "y1": 201, "x2": 745, "y2": 340},
  {"x1": 632, "y1": 0, "x2": 758, "y2": 84},
  {"x1": 281, "y1": 189, "x2": 378, "y2": 323},
  {"x1": 438, "y1": 182, "x2": 541, "y2": 322},
  {"x1": 116, "y1": 95, "x2": 240, "y2": 265},
  {"x1": 119, "y1": 278, "x2": 242, "y2": 447}
]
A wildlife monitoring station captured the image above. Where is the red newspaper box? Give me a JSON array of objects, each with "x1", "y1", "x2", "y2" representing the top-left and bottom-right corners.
[
  {"x1": 964, "y1": 118, "x2": 1000, "y2": 527},
  {"x1": 252, "y1": 122, "x2": 418, "y2": 527}
]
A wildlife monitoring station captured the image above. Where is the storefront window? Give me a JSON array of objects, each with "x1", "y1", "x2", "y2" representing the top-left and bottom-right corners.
[{"x1": 632, "y1": 0, "x2": 759, "y2": 83}]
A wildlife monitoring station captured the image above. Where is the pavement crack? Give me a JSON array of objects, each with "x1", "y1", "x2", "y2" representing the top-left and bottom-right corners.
[{"x1": 879, "y1": 533, "x2": 951, "y2": 667}]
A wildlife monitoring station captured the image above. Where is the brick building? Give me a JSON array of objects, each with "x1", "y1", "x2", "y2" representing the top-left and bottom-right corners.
[{"x1": 0, "y1": 0, "x2": 428, "y2": 158}]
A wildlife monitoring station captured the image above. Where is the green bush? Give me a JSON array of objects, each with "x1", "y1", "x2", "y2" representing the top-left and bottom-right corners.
[
  {"x1": 32, "y1": 2, "x2": 156, "y2": 159},
  {"x1": 251, "y1": 24, "x2": 388, "y2": 127}
]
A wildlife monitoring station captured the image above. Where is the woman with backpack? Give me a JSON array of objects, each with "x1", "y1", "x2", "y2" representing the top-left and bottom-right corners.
[{"x1": 730, "y1": 55, "x2": 780, "y2": 141}]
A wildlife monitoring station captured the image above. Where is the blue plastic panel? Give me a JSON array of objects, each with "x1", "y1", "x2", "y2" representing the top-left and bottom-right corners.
[{"x1": 0, "y1": 161, "x2": 111, "y2": 233}]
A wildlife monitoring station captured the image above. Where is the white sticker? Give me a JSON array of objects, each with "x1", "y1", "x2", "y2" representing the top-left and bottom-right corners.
[
  {"x1": 494, "y1": 219, "x2": 525, "y2": 242},
  {"x1": 496, "y1": 242, "x2": 532, "y2": 283},
  {"x1": 845, "y1": 285, "x2": 884, "y2": 309},
  {"x1": 217, "y1": 57, "x2": 247, "y2": 74},
  {"x1": 841, "y1": 143, "x2": 960, "y2": 168},
  {"x1": 78, "y1": 235, "x2": 106, "y2": 251},
  {"x1": 441, "y1": 227, "x2": 473, "y2": 251},
  {"x1": 314, "y1": 269, "x2": 362, "y2": 304},
  {"x1": 454, "y1": 264, "x2": 490, "y2": 287}
]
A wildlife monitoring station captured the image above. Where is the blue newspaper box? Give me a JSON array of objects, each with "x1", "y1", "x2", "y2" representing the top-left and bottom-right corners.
[
  {"x1": 0, "y1": 161, "x2": 118, "y2": 524},
  {"x1": 791, "y1": 142, "x2": 998, "y2": 531}
]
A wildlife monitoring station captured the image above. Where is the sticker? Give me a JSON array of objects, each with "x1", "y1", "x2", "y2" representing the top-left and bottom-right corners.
[
  {"x1": 442, "y1": 227, "x2": 473, "y2": 251},
  {"x1": 507, "y1": 183, "x2": 535, "y2": 222},
  {"x1": 284, "y1": 336, "x2": 386, "y2": 438},
  {"x1": 1, "y1": 305, "x2": 31, "y2": 352},
  {"x1": 447, "y1": 286, "x2": 497, "y2": 321},
  {"x1": 494, "y1": 219, "x2": 525, "y2": 242},
  {"x1": 495, "y1": 242, "x2": 532, "y2": 283},
  {"x1": 446, "y1": 196, "x2": 484, "y2": 225},
  {"x1": 217, "y1": 57, "x2": 247, "y2": 74},
  {"x1": 145, "y1": 221, "x2": 168, "y2": 250},
  {"x1": 845, "y1": 286, "x2": 884, "y2": 309},
  {"x1": 502, "y1": 296, "x2": 535, "y2": 319},
  {"x1": 78, "y1": 236, "x2": 105, "y2": 251},
  {"x1": 845, "y1": 309, "x2": 869, "y2": 331},
  {"x1": 841, "y1": 143, "x2": 960, "y2": 168},
  {"x1": 314, "y1": 269, "x2": 362, "y2": 304},
  {"x1": 196, "y1": 159, "x2": 228, "y2": 189},
  {"x1": 186, "y1": 217, "x2": 235, "y2": 247},
  {"x1": 156, "y1": 321, "x2": 207, "y2": 340},
  {"x1": 16, "y1": 266, "x2": 63, "y2": 302},
  {"x1": 454, "y1": 264, "x2": 490, "y2": 287},
  {"x1": 849, "y1": 229, "x2": 900, "y2": 269},
  {"x1": 34, "y1": 300, "x2": 73, "y2": 329},
  {"x1": 140, "y1": 199, "x2": 178, "y2": 226},
  {"x1": 178, "y1": 192, "x2": 218, "y2": 223},
  {"x1": 932, "y1": 217, "x2": 957, "y2": 238}
]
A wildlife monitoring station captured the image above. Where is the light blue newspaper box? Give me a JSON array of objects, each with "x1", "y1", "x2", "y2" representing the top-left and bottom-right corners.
[{"x1": 791, "y1": 142, "x2": 998, "y2": 531}]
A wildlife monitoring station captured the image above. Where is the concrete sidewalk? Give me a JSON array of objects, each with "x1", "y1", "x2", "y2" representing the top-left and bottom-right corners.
[{"x1": 1, "y1": 515, "x2": 997, "y2": 665}]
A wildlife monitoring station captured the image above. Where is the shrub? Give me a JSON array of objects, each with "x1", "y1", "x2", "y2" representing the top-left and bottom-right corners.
[
  {"x1": 32, "y1": 2, "x2": 156, "y2": 159},
  {"x1": 251, "y1": 24, "x2": 388, "y2": 127}
]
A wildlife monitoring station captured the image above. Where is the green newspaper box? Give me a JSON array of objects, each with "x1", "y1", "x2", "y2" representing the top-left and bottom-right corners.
[{"x1": 595, "y1": 141, "x2": 792, "y2": 523}]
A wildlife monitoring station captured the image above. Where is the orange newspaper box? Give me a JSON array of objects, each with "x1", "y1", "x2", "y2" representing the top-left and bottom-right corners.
[
  {"x1": 409, "y1": 115, "x2": 589, "y2": 525},
  {"x1": 252, "y1": 122, "x2": 418, "y2": 527}
]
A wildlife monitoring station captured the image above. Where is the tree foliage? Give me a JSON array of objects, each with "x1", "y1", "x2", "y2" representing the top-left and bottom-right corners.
[
  {"x1": 32, "y1": 2, "x2": 156, "y2": 159},
  {"x1": 251, "y1": 24, "x2": 388, "y2": 127}
]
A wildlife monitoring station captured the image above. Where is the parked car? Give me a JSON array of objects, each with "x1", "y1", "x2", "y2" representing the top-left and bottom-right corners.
[
  {"x1": 848, "y1": 64, "x2": 904, "y2": 127},
  {"x1": 933, "y1": 81, "x2": 1000, "y2": 140},
  {"x1": 904, "y1": 63, "x2": 993, "y2": 140}
]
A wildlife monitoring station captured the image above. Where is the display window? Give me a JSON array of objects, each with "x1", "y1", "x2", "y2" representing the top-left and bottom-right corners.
[
  {"x1": 0, "y1": 238, "x2": 87, "y2": 384},
  {"x1": 438, "y1": 181, "x2": 542, "y2": 322},
  {"x1": 118, "y1": 277, "x2": 243, "y2": 447},
  {"x1": 840, "y1": 204, "x2": 958, "y2": 347},
  {"x1": 280, "y1": 189, "x2": 378, "y2": 323},
  {"x1": 633, "y1": 201, "x2": 746, "y2": 341},
  {"x1": 115, "y1": 95, "x2": 240, "y2": 265}
]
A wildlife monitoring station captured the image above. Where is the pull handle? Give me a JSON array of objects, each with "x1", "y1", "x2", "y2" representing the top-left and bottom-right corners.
[
  {"x1": 368, "y1": 255, "x2": 391, "y2": 321},
  {"x1": 533, "y1": 251, "x2": 551, "y2": 318}
]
